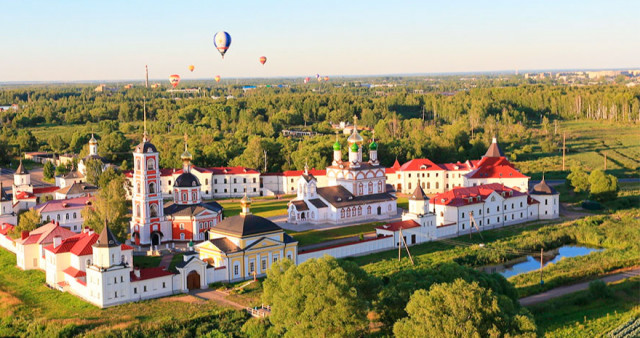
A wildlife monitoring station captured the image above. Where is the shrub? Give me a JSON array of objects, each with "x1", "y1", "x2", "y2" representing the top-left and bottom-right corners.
[{"x1": 588, "y1": 280, "x2": 613, "y2": 299}]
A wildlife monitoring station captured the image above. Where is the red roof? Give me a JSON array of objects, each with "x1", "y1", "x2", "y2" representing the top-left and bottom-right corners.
[
  {"x1": 467, "y1": 157, "x2": 528, "y2": 179},
  {"x1": 130, "y1": 267, "x2": 174, "y2": 281},
  {"x1": 386, "y1": 159, "x2": 402, "y2": 174},
  {"x1": 44, "y1": 232, "x2": 98, "y2": 255},
  {"x1": 438, "y1": 160, "x2": 479, "y2": 171},
  {"x1": 63, "y1": 266, "x2": 86, "y2": 278},
  {"x1": 376, "y1": 220, "x2": 421, "y2": 232},
  {"x1": 35, "y1": 196, "x2": 93, "y2": 213},
  {"x1": 527, "y1": 197, "x2": 540, "y2": 205},
  {"x1": 121, "y1": 244, "x2": 134, "y2": 251},
  {"x1": 432, "y1": 183, "x2": 525, "y2": 207},
  {"x1": 282, "y1": 169, "x2": 326, "y2": 177},
  {"x1": 0, "y1": 223, "x2": 15, "y2": 236},
  {"x1": 398, "y1": 158, "x2": 442, "y2": 171},
  {"x1": 32, "y1": 186, "x2": 60, "y2": 194},
  {"x1": 15, "y1": 191, "x2": 36, "y2": 200},
  {"x1": 19, "y1": 222, "x2": 75, "y2": 246}
]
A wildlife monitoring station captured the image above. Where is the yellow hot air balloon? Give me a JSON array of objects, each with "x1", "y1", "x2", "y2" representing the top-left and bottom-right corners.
[
  {"x1": 214, "y1": 75, "x2": 221, "y2": 83},
  {"x1": 188, "y1": 65, "x2": 195, "y2": 72}
]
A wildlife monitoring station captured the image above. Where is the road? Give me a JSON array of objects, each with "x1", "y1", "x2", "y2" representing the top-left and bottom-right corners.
[
  {"x1": 190, "y1": 289, "x2": 246, "y2": 310},
  {"x1": 519, "y1": 267, "x2": 640, "y2": 306}
]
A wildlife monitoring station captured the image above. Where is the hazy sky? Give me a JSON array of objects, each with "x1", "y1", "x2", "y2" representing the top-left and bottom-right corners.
[{"x1": 2, "y1": 0, "x2": 638, "y2": 82}]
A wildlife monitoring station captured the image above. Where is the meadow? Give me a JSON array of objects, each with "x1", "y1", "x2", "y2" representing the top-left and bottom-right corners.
[{"x1": 515, "y1": 120, "x2": 640, "y2": 179}]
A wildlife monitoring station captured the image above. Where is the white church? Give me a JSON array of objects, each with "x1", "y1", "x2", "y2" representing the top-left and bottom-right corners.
[{"x1": 287, "y1": 117, "x2": 397, "y2": 224}]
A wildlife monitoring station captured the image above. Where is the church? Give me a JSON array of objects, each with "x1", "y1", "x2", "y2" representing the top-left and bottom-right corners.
[
  {"x1": 129, "y1": 131, "x2": 223, "y2": 247},
  {"x1": 287, "y1": 117, "x2": 397, "y2": 224}
]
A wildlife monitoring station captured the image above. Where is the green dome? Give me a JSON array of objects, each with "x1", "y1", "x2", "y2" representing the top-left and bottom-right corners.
[
  {"x1": 333, "y1": 141, "x2": 341, "y2": 151},
  {"x1": 369, "y1": 140, "x2": 378, "y2": 151},
  {"x1": 350, "y1": 143, "x2": 359, "y2": 152}
]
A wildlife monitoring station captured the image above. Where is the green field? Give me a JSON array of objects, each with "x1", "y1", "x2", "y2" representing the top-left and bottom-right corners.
[
  {"x1": 516, "y1": 120, "x2": 640, "y2": 179},
  {"x1": 218, "y1": 198, "x2": 289, "y2": 218},
  {"x1": 529, "y1": 277, "x2": 640, "y2": 337},
  {"x1": 0, "y1": 249, "x2": 247, "y2": 336},
  {"x1": 287, "y1": 221, "x2": 384, "y2": 247}
]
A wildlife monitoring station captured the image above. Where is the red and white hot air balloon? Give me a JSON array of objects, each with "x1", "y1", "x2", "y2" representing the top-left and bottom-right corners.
[
  {"x1": 304, "y1": 77, "x2": 310, "y2": 84},
  {"x1": 169, "y1": 74, "x2": 181, "y2": 88},
  {"x1": 259, "y1": 56, "x2": 267, "y2": 65},
  {"x1": 214, "y1": 75, "x2": 221, "y2": 83}
]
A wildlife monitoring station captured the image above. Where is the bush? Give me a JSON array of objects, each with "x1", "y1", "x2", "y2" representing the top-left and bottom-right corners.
[
  {"x1": 588, "y1": 280, "x2": 613, "y2": 299},
  {"x1": 581, "y1": 200, "x2": 602, "y2": 210}
]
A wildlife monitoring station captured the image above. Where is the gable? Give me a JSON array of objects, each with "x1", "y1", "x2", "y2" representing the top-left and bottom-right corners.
[{"x1": 245, "y1": 237, "x2": 283, "y2": 251}]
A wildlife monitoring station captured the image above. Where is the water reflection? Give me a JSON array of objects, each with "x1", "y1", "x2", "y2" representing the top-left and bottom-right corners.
[{"x1": 479, "y1": 245, "x2": 603, "y2": 278}]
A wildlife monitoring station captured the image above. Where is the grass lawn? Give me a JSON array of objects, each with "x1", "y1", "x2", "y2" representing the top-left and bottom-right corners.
[
  {"x1": 287, "y1": 221, "x2": 385, "y2": 247},
  {"x1": 529, "y1": 276, "x2": 640, "y2": 337},
  {"x1": 0, "y1": 249, "x2": 244, "y2": 336},
  {"x1": 132, "y1": 255, "x2": 162, "y2": 269},
  {"x1": 168, "y1": 253, "x2": 184, "y2": 272},
  {"x1": 218, "y1": 198, "x2": 290, "y2": 218}
]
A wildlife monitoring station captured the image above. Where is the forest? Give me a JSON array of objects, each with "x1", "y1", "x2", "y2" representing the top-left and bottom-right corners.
[{"x1": 1, "y1": 76, "x2": 638, "y2": 175}]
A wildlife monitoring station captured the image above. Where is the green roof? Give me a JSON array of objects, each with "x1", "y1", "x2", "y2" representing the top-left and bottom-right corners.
[
  {"x1": 369, "y1": 140, "x2": 378, "y2": 150},
  {"x1": 333, "y1": 141, "x2": 341, "y2": 151},
  {"x1": 350, "y1": 143, "x2": 359, "y2": 152}
]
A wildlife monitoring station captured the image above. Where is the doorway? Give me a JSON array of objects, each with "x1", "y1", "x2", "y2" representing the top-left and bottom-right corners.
[{"x1": 187, "y1": 271, "x2": 201, "y2": 290}]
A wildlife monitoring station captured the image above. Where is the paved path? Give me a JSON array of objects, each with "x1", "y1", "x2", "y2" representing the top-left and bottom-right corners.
[
  {"x1": 190, "y1": 289, "x2": 246, "y2": 310},
  {"x1": 519, "y1": 267, "x2": 640, "y2": 306},
  {"x1": 158, "y1": 254, "x2": 174, "y2": 269}
]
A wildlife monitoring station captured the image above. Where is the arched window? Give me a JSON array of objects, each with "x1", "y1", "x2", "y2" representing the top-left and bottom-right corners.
[
  {"x1": 358, "y1": 206, "x2": 362, "y2": 216},
  {"x1": 435, "y1": 182, "x2": 439, "y2": 189},
  {"x1": 149, "y1": 182, "x2": 156, "y2": 194},
  {"x1": 205, "y1": 178, "x2": 208, "y2": 185},
  {"x1": 179, "y1": 223, "x2": 184, "y2": 230},
  {"x1": 341, "y1": 209, "x2": 345, "y2": 218},
  {"x1": 182, "y1": 193, "x2": 187, "y2": 201},
  {"x1": 427, "y1": 182, "x2": 431, "y2": 189},
  {"x1": 57, "y1": 214, "x2": 60, "y2": 220},
  {"x1": 346, "y1": 208, "x2": 351, "y2": 217},
  {"x1": 46, "y1": 215, "x2": 50, "y2": 222},
  {"x1": 440, "y1": 211, "x2": 444, "y2": 217},
  {"x1": 146, "y1": 158, "x2": 155, "y2": 171},
  {"x1": 192, "y1": 192, "x2": 197, "y2": 200},
  {"x1": 73, "y1": 212, "x2": 77, "y2": 219},
  {"x1": 136, "y1": 183, "x2": 141, "y2": 194},
  {"x1": 86, "y1": 259, "x2": 91, "y2": 266},
  {"x1": 136, "y1": 204, "x2": 141, "y2": 217},
  {"x1": 66, "y1": 213, "x2": 69, "y2": 220},
  {"x1": 358, "y1": 183, "x2": 363, "y2": 195},
  {"x1": 352, "y1": 206, "x2": 357, "y2": 216},
  {"x1": 421, "y1": 182, "x2": 425, "y2": 189},
  {"x1": 368, "y1": 181, "x2": 373, "y2": 194},
  {"x1": 149, "y1": 204, "x2": 158, "y2": 217},
  {"x1": 135, "y1": 159, "x2": 140, "y2": 170},
  {"x1": 378, "y1": 181, "x2": 383, "y2": 192},
  {"x1": 408, "y1": 182, "x2": 412, "y2": 190},
  {"x1": 367, "y1": 206, "x2": 372, "y2": 214},
  {"x1": 180, "y1": 233, "x2": 185, "y2": 240}
]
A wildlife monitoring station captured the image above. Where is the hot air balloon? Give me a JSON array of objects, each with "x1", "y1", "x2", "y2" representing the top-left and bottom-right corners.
[
  {"x1": 169, "y1": 74, "x2": 181, "y2": 88},
  {"x1": 304, "y1": 77, "x2": 310, "y2": 84},
  {"x1": 214, "y1": 75, "x2": 221, "y2": 83},
  {"x1": 324, "y1": 76, "x2": 329, "y2": 82},
  {"x1": 188, "y1": 65, "x2": 195, "y2": 72},
  {"x1": 213, "y1": 31, "x2": 232, "y2": 59},
  {"x1": 259, "y1": 56, "x2": 267, "y2": 65},
  {"x1": 316, "y1": 73, "x2": 320, "y2": 80},
  {"x1": 317, "y1": 76, "x2": 322, "y2": 82}
]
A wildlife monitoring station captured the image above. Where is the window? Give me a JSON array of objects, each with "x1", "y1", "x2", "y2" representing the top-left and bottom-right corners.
[
  {"x1": 435, "y1": 182, "x2": 439, "y2": 189},
  {"x1": 182, "y1": 193, "x2": 187, "y2": 201},
  {"x1": 149, "y1": 204, "x2": 158, "y2": 217},
  {"x1": 137, "y1": 183, "x2": 141, "y2": 194},
  {"x1": 149, "y1": 182, "x2": 156, "y2": 194},
  {"x1": 497, "y1": 206, "x2": 500, "y2": 212},
  {"x1": 346, "y1": 208, "x2": 351, "y2": 217},
  {"x1": 114, "y1": 277, "x2": 117, "y2": 284},
  {"x1": 147, "y1": 158, "x2": 155, "y2": 170},
  {"x1": 408, "y1": 182, "x2": 412, "y2": 190},
  {"x1": 233, "y1": 188, "x2": 237, "y2": 193},
  {"x1": 121, "y1": 276, "x2": 124, "y2": 282},
  {"x1": 545, "y1": 199, "x2": 548, "y2": 205},
  {"x1": 214, "y1": 179, "x2": 218, "y2": 184},
  {"x1": 520, "y1": 212, "x2": 523, "y2": 218},
  {"x1": 205, "y1": 179, "x2": 208, "y2": 185},
  {"x1": 162, "y1": 282, "x2": 166, "y2": 288},
  {"x1": 115, "y1": 291, "x2": 118, "y2": 298},
  {"x1": 73, "y1": 212, "x2": 77, "y2": 219},
  {"x1": 243, "y1": 178, "x2": 247, "y2": 184},
  {"x1": 233, "y1": 178, "x2": 237, "y2": 184},
  {"x1": 461, "y1": 212, "x2": 465, "y2": 218},
  {"x1": 461, "y1": 223, "x2": 465, "y2": 230},
  {"x1": 179, "y1": 223, "x2": 184, "y2": 230},
  {"x1": 57, "y1": 214, "x2": 60, "y2": 220},
  {"x1": 511, "y1": 203, "x2": 514, "y2": 209},
  {"x1": 86, "y1": 259, "x2": 91, "y2": 266},
  {"x1": 427, "y1": 182, "x2": 430, "y2": 189},
  {"x1": 136, "y1": 159, "x2": 140, "y2": 170},
  {"x1": 168, "y1": 180, "x2": 172, "y2": 186},
  {"x1": 249, "y1": 262, "x2": 255, "y2": 273},
  {"x1": 367, "y1": 206, "x2": 372, "y2": 214},
  {"x1": 136, "y1": 204, "x2": 141, "y2": 217},
  {"x1": 180, "y1": 233, "x2": 185, "y2": 240},
  {"x1": 66, "y1": 213, "x2": 69, "y2": 220},
  {"x1": 341, "y1": 209, "x2": 345, "y2": 218},
  {"x1": 134, "y1": 288, "x2": 137, "y2": 294},
  {"x1": 520, "y1": 202, "x2": 523, "y2": 207},
  {"x1": 273, "y1": 254, "x2": 279, "y2": 262},
  {"x1": 253, "y1": 178, "x2": 256, "y2": 183},
  {"x1": 234, "y1": 265, "x2": 239, "y2": 276},
  {"x1": 144, "y1": 286, "x2": 147, "y2": 292},
  {"x1": 261, "y1": 259, "x2": 267, "y2": 271},
  {"x1": 486, "y1": 208, "x2": 490, "y2": 214}
]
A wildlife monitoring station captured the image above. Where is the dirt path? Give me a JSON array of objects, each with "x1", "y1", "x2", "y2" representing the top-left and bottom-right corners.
[
  {"x1": 519, "y1": 267, "x2": 640, "y2": 306},
  {"x1": 158, "y1": 254, "x2": 173, "y2": 269},
  {"x1": 190, "y1": 289, "x2": 246, "y2": 310}
]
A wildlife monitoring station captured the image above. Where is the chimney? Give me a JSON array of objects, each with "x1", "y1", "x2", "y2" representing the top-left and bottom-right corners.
[
  {"x1": 83, "y1": 226, "x2": 89, "y2": 233},
  {"x1": 133, "y1": 267, "x2": 140, "y2": 278},
  {"x1": 87, "y1": 228, "x2": 94, "y2": 236},
  {"x1": 53, "y1": 236, "x2": 62, "y2": 248},
  {"x1": 21, "y1": 231, "x2": 29, "y2": 240}
]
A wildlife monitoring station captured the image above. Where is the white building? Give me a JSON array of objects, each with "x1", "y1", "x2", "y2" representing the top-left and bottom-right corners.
[
  {"x1": 34, "y1": 196, "x2": 93, "y2": 233},
  {"x1": 0, "y1": 183, "x2": 17, "y2": 226},
  {"x1": 528, "y1": 177, "x2": 559, "y2": 219},
  {"x1": 287, "y1": 118, "x2": 397, "y2": 225},
  {"x1": 77, "y1": 134, "x2": 108, "y2": 177},
  {"x1": 261, "y1": 169, "x2": 327, "y2": 196},
  {"x1": 15, "y1": 221, "x2": 75, "y2": 270}
]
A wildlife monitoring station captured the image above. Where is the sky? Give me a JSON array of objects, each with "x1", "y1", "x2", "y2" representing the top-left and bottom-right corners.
[{"x1": 2, "y1": 0, "x2": 639, "y2": 82}]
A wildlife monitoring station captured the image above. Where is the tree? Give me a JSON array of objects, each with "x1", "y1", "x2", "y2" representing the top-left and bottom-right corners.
[
  {"x1": 393, "y1": 279, "x2": 536, "y2": 337},
  {"x1": 81, "y1": 175, "x2": 129, "y2": 240},
  {"x1": 12, "y1": 209, "x2": 42, "y2": 238},
  {"x1": 567, "y1": 166, "x2": 590, "y2": 193},
  {"x1": 120, "y1": 159, "x2": 130, "y2": 171},
  {"x1": 263, "y1": 256, "x2": 378, "y2": 337},
  {"x1": 588, "y1": 169, "x2": 619, "y2": 202},
  {"x1": 48, "y1": 135, "x2": 68, "y2": 153},
  {"x1": 84, "y1": 159, "x2": 103, "y2": 186},
  {"x1": 99, "y1": 131, "x2": 130, "y2": 162},
  {"x1": 43, "y1": 161, "x2": 55, "y2": 180}
]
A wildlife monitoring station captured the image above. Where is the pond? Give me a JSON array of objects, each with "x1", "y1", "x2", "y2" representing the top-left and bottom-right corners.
[{"x1": 479, "y1": 245, "x2": 603, "y2": 278}]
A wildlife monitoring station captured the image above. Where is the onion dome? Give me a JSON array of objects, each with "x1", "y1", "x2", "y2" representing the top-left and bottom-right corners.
[
  {"x1": 174, "y1": 172, "x2": 200, "y2": 187},
  {"x1": 347, "y1": 116, "x2": 364, "y2": 145},
  {"x1": 350, "y1": 143, "x2": 359, "y2": 152},
  {"x1": 530, "y1": 176, "x2": 558, "y2": 195},
  {"x1": 181, "y1": 148, "x2": 192, "y2": 161},
  {"x1": 240, "y1": 192, "x2": 252, "y2": 205},
  {"x1": 89, "y1": 133, "x2": 97, "y2": 144},
  {"x1": 369, "y1": 139, "x2": 378, "y2": 151},
  {"x1": 333, "y1": 140, "x2": 341, "y2": 151}
]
